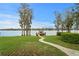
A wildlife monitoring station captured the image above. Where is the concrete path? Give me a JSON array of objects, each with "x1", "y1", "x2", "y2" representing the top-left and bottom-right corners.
[{"x1": 38, "y1": 35, "x2": 79, "y2": 56}]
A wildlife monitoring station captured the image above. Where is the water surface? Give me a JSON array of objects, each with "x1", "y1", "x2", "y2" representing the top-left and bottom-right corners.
[{"x1": 0, "y1": 30, "x2": 79, "y2": 36}]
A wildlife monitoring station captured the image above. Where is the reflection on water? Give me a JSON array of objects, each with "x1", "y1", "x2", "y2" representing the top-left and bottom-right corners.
[{"x1": 0, "y1": 30, "x2": 79, "y2": 36}]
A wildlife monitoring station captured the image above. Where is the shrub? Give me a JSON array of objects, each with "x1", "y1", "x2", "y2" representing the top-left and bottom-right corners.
[
  {"x1": 60, "y1": 32, "x2": 79, "y2": 44},
  {"x1": 56, "y1": 32, "x2": 61, "y2": 36}
]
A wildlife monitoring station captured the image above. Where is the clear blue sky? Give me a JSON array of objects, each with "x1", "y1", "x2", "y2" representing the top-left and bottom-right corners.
[{"x1": 0, "y1": 3, "x2": 75, "y2": 29}]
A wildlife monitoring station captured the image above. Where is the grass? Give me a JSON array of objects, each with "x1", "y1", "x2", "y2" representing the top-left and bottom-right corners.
[
  {"x1": 45, "y1": 36, "x2": 79, "y2": 51},
  {"x1": 0, "y1": 36, "x2": 67, "y2": 56}
]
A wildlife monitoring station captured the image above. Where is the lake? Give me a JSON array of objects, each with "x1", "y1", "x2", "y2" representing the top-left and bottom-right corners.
[
  {"x1": 0, "y1": 30, "x2": 79, "y2": 36},
  {"x1": 0, "y1": 30, "x2": 57, "y2": 36}
]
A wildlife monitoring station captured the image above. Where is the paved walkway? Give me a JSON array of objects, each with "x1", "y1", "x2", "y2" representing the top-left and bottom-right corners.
[{"x1": 38, "y1": 35, "x2": 79, "y2": 56}]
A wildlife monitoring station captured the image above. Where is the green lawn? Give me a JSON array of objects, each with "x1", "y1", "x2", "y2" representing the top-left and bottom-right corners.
[
  {"x1": 0, "y1": 36, "x2": 66, "y2": 56},
  {"x1": 45, "y1": 36, "x2": 79, "y2": 51}
]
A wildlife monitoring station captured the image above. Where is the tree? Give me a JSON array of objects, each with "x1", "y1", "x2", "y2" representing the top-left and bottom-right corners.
[
  {"x1": 64, "y1": 11, "x2": 74, "y2": 32},
  {"x1": 19, "y1": 3, "x2": 32, "y2": 36},
  {"x1": 72, "y1": 4, "x2": 79, "y2": 31},
  {"x1": 19, "y1": 19, "x2": 24, "y2": 36},
  {"x1": 54, "y1": 11, "x2": 62, "y2": 32},
  {"x1": 61, "y1": 19, "x2": 65, "y2": 32}
]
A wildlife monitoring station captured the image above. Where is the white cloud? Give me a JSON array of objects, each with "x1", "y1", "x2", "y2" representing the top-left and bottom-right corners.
[
  {"x1": 0, "y1": 19, "x2": 55, "y2": 29},
  {"x1": 0, "y1": 13, "x2": 55, "y2": 29},
  {"x1": 0, "y1": 19, "x2": 18, "y2": 24},
  {"x1": 0, "y1": 14, "x2": 18, "y2": 19},
  {"x1": 31, "y1": 20, "x2": 55, "y2": 28},
  {"x1": 0, "y1": 20, "x2": 55, "y2": 29},
  {"x1": 0, "y1": 19, "x2": 20, "y2": 29},
  {"x1": 0, "y1": 13, "x2": 20, "y2": 29},
  {"x1": 0, "y1": 20, "x2": 14, "y2": 24}
]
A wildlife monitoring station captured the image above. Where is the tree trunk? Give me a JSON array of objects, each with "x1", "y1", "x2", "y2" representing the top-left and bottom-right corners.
[
  {"x1": 61, "y1": 27, "x2": 63, "y2": 32},
  {"x1": 61, "y1": 24, "x2": 64, "y2": 32},
  {"x1": 77, "y1": 25, "x2": 79, "y2": 33},
  {"x1": 22, "y1": 27, "x2": 23, "y2": 36},
  {"x1": 24, "y1": 25, "x2": 25, "y2": 36},
  {"x1": 57, "y1": 26, "x2": 59, "y2": 32},
  {"x1": 25, "y1": 25, "x2": 28, "y2": 36},
  {"x1": 29, "y1": 26, "x2": 31, "y2": 36},
  {"x1": 67, "y1": 27, "x2": 70, "y2": 32}
]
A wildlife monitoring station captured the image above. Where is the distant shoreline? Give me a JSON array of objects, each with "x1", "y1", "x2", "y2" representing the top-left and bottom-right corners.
[{"x1": 0, "y1": 28, "x2": 77, "y2": 31}]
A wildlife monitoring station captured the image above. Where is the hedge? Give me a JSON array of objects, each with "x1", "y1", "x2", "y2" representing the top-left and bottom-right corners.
[
  {"x1": 60, "y1": 32, "x2": 79, "y2": 44},
  {"x1": 56, "y1": 32, "x2": 61, "y2": 36}
]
